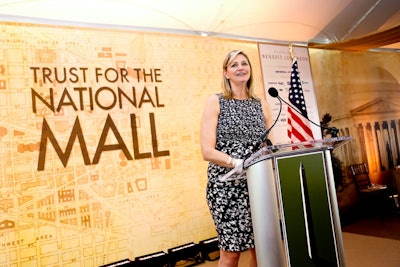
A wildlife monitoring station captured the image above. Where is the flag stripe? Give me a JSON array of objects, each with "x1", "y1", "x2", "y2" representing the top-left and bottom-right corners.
[
  {"x1": 288, "y1": 110, "x2": 314, "y2": 141},
  {"x1": 288, "y1": 108, "x2": 314, "y2": 137}
]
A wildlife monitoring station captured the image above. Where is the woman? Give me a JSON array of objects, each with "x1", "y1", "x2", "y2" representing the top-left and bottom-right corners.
[{"x1": 200, "y1": 50, "x2": 269, "y2": 267}]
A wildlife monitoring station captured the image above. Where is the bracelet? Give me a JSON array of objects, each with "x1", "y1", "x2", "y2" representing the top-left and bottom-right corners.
[
  {"x1": 231, "y1": 158, "x2": 236, "y2": 168},
  {"x1": 226, "y1": 156, "x2": 233, "y2": 166},
  {"x1": 234, "y1": 159, "x2": 243, "y2": 168}
]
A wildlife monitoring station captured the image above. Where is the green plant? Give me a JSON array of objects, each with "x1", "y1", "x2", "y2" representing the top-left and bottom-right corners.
[{"x1": 321, "y1": 113, "x2": 343, "y2": 188}]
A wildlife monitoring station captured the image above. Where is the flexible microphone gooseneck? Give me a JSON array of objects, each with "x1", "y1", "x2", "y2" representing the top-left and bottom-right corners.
[
  {"x1": 243, "y1": 96, "x2": 282, "y2": 170},
  {"x1": 252, "y1": 93, "x2": 283, "y2": 152},
  {"x1": 267, "y1": 87, "x2": 339, "y2": 137}
]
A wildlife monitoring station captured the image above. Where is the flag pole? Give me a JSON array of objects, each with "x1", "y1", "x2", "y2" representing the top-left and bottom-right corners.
[{"x1": 289, "y1": 42, "x2": 294, "y2": 60}]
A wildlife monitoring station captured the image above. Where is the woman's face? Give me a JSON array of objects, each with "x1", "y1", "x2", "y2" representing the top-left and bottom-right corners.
[{"x1": 224, "y1": 54, "x2": 251, "y2": 86}]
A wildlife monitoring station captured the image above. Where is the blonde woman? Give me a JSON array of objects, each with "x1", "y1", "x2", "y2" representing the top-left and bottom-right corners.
[{"x1": 200, "y1": 50, "x2": 269, "y2": 267}]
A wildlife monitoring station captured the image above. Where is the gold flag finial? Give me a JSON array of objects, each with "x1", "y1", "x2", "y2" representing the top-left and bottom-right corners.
[{"x1": 289, "y1": 42, "x2": 294, "y2": 60}]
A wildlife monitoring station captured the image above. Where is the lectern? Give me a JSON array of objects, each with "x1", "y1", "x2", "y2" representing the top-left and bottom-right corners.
[{"x1": 220, "y1": 137, "x2": 351, "y2": 267}]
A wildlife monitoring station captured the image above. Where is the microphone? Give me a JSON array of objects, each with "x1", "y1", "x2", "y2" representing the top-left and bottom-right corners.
[
  {"x1": 268, "y1": 87, "x2": 339, "y2": 137},
  {"x1": 268, "y1": 87, "x2": 279, "y2": 98}
]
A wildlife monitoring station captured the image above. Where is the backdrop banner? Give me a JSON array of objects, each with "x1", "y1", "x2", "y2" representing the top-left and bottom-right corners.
[{"x1": 0, "y1": 22, "x2": 264, "y2": 266}]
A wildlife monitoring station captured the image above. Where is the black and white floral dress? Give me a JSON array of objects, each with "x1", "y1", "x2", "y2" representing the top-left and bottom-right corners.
[{"x1": 206, "y1": 93, "x2": 267, "y2": 252}]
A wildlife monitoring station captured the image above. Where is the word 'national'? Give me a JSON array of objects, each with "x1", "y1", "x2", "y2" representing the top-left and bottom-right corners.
[{"x1": 31, "y1": 86, "x2": 164, "y2": 113}]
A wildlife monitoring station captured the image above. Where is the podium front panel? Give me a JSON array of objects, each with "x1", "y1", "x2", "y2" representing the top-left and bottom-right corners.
[
  {"x1": 275, "y1": 151, "x2": 339, "y2": 267},
  {"x1": 247, "y1": 159, "x2": 285, "y2": 267}
]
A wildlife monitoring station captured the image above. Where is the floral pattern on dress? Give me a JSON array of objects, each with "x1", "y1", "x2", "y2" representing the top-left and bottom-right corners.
[{"x1": 206, "y1": 94, "x2": 267, "y2": 252}]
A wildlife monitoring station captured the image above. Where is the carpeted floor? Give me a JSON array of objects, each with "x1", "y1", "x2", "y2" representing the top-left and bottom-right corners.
[
  {"x1": 341, "y1": 213, "x2": 400, "y2": 241},
  {"x1": 200, "y1": 213, "x2": 400, "y2": 267},
  {"x1": 341, "y1": 232, "x2": 400, "y2": 267}
]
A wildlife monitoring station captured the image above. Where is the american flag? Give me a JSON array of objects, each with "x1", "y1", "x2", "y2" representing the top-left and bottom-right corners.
[{"x1": 287, "y1": 58, "x2": 314, "y2": 144}]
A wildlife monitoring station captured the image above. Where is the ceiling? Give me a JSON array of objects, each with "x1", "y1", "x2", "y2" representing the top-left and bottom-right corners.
[{"x1": 0, "y1": 0, "x2": 399, "y2": 51}]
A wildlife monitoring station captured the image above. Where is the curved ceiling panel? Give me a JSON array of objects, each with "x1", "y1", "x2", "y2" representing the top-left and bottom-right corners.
[{"x1": 0, "y1": 0, "x2": 399, "y2": 50}]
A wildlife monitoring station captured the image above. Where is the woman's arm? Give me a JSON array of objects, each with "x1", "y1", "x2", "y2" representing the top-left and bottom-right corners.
[{"x1": 200, "y1": 95, "x2": 236, "y2": 168}]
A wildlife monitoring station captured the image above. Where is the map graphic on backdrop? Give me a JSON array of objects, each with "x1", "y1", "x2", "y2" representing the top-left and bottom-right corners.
[
  {"x1": 0, "y1": 23, "x2": 227, "y2": 266},
  {"x1": 258, "y1": 43, "x2": 322, "y2": 145}
]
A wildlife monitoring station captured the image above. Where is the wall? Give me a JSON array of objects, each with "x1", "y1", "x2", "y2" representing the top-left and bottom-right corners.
[
  {"x1": 309, "y1": 48, "x2": 400, "y2": 218},
  {"x1": 0, "y1": 22, "x2": 265, "y2": 266},
  {"x1": 309, "y1": 48, "x2": 400, "y2": 179}
]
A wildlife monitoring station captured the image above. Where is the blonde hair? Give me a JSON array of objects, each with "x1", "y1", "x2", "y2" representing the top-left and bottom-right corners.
[{"x1": 221, "y1": 50, "x2": 258, "y2": 99}]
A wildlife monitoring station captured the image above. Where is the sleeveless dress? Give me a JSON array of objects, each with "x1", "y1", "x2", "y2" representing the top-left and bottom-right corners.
[{"x1": 206, "y1": 94, "x2": 267, "y2": 252}]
